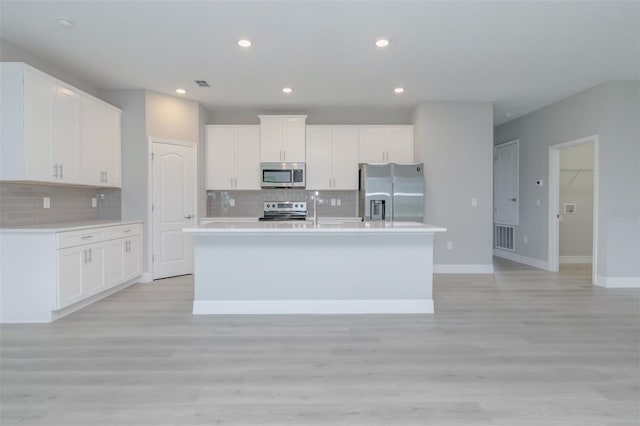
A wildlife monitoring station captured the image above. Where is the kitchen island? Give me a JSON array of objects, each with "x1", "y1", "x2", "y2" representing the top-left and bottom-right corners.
[{"x1": 184, "y1": 221, "x2": 446, "y2": 315}]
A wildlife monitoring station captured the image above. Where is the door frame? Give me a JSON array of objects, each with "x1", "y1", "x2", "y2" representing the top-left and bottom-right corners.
[
  {"x1": 494, "y1": 138, "x2": 520, "y2": 226},
  {"x1": 547, "y1": 135, "x2": 598, "y2": 284},
  {"x1": 148, "y1": 137, "x2": 198, "y2": 280}
]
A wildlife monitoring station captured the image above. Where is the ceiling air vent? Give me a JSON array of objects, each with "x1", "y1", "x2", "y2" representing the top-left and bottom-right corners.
[{"x1": 195, "y1": 80, "x2": 210, "y2": 87}]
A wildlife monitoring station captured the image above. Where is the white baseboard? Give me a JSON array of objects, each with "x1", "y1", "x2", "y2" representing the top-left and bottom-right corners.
[
  {"x1": 560, "y1": 256, "x2": 592, "y2": 264},
  {"x1": 193, "y1": 299, "x2": 435, "y2": 315},
  {"x1": 138, "y1": 272, "x2": 153, "y2": 283},
  {"x1": 494, "y1": 249, "x2": 550, "y2": 271},
  {"x1": 434, "y1": 264, "x2": 494, "y2": 274},
  {"x1": 595, "y1": 276, "x2": 640, "y2": 289}
]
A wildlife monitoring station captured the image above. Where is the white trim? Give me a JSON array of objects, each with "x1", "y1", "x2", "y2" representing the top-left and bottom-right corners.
[
  {"x1": 434, "y1": 264, "x2": 494, "y2": 274},
  {"x1": 148, "y1": 138, "x2": 198, "y2": 280},
  {"x1": 193, "y1": 299, "x2": 435, "y2": 315},
  {"x1": 548, "y1": 135, "x2": 598, "y2": 285},
  {"x1": 560, "y1": 256, "x2": 592, "y2": 264},
  {"x1": 494, "y1": 249, "x2": 550, "y2": 270},
  {"x1": 595, "y1": 276, "x2": 640, "y2": 289},
  {"x1": 138, "y1": 272, "x2": 153, "y2": 283}
]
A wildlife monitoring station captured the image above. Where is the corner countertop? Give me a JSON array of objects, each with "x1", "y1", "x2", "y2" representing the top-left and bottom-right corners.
[
  {"x1": 0, "y1": 220, "x2": 143, "y2": 233},
  {"x1": 185, "y1": 221, "x2": 446, "y2": 234}
]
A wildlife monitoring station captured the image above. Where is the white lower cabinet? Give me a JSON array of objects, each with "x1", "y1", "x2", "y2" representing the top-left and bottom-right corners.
[{"x1": 0, "y1": 222, "x2": 143, "y2": 323}]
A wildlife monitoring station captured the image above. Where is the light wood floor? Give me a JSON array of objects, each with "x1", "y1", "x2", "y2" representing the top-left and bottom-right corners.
[{"x1": 1, "y1": 259, "x2": 639, "y2": 426}]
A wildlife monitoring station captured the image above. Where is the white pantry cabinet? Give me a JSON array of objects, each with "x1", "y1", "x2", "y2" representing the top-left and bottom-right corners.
[
  {"x1": 259, "y1": 115, "x2": 307, "y2": 162},
  {"x1": 306, "y1": 126, "x2": 359, "y2": 190},
  {"x1": 206, "y1": 125, "x2": 260, "y2": 190},
  {"x1": 358, "y1": 125, "x2": 414, "y2": 163},
  {"x1": 0, "y1": 222, "x2": 143, "y2": 323},
  {"x1": 0, "y1": 62, "x2": 121, "y2": 187}
]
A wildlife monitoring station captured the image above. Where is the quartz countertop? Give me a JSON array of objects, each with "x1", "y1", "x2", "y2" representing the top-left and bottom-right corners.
[
  {"x1": 185, "y1": 221, "x2": 446, "y2": 234},
  {"x1": 0, "y1": 220, "x2": 143, "y2": 233}
]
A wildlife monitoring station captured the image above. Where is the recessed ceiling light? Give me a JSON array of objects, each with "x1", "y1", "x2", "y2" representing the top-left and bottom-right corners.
[
  {"x1": 376, "y1": 39, "x2": 390, "y2": 48},
  {"x1": 238, "y1": 39, "x2": 252, "y2": 48},
  {"x1": 394, "y1": 87, "x2": 405, "y2": 94},
  {"x1": 175, "y1": 88, "x2": 187, "y2": 95},
  {"x1": 282, "y1": 87, "x2": 293, "y2": 94},
  {"x1": 56, "y1": 17, "x2": 74, "y2": 29}
]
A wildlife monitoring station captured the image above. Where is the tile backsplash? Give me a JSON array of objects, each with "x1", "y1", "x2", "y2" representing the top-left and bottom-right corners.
[
  {"x1": 207, "y1": 189, "x2": 359, "y2": 218},
  {"x1": 0, "y1": 183, "x2": 121, "y2": 227}
]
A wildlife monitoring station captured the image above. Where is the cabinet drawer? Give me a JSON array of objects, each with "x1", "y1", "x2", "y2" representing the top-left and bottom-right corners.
[
  {"x1": 106, "y1": 224, "x2": 142, "y2": 240},
  {"x1": 57, "y1": 229, "x2": 106, "y2": 249}
]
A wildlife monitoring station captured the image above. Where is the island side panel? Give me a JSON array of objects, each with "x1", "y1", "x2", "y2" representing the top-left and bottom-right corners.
[{"x1": 192, "y1": 232, "x2": 435, "y2": 314}]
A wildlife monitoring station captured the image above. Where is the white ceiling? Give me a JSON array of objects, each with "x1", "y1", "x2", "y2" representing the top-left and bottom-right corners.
[{"x1": 1, "y1": 1, "x2": 638, "y2": 125}]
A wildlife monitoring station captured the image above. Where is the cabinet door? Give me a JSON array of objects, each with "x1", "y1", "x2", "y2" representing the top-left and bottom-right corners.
[
  {"x1": 386, "y1": 126, "x2": 414, "y2": 163},
  {"x1": 260, "y1": 118, "x2": 284, "y2": 162},
  {"x1": 282, "y1": 117, "x2": 306, "y2": 162},
  {"x1": 57, "y1": 246, "x2": 84, "y2": 309},
  {"x1": 234, "y1": 126, "x2": 260, "y2": 190},
  {"x1": 79, "y1": 97, "x2": 103, "y2": 186},
  {"x1": 23, "y1": 70, "x2": 55, "y2": 182},
  {"x1": 51, "y1": 86, "x2": 80, "y2": 183},
  {"x1": 332, "y1": 127, "x2": 359, "y2": 190},
  {"x1": 305, "y1": 127, "x2": 333, "y2": 190},
  {"x1": 101, "y1": 108, "x2": 121, "y2": 187},
  {"x1": 358, "y1": 127, "x2": 386, "y2": 163},
  {"x1": 83, "y1": 244, "x2": 106, "y2": 297},
  {"x1": 105, "y1": 238, "x2": 126, "y2": 288},
  {"x1": 206, "y1": 127, "x2": 235, "y2": 190},
  {"x1": 124, "y1": 237, "x2": 142, "y2": 280}
]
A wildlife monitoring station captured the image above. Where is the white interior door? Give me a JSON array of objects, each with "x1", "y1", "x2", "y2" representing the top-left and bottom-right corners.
[
  {"x1": 152, "y1": 141, "x2": 196, "y2": 279},
  {"x1": 494, "y1": 140, "x2": 519, "y2": 225}
]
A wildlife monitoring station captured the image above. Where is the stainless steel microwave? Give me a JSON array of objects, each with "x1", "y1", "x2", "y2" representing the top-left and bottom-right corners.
[{"x1": 260, "y1": 162, "x2": 306, "y2": 188}]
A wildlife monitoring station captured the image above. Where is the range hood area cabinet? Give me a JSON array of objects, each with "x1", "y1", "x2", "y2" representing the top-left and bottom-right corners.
[
  {"x1": 0, "y1": 63, "x2": 122, "y2": 188},
  {"x1": 306, "y1": 126, "x2": 359, "y2": 190},
  {"x1": 259, "y1": 115, "x2": 307, "y2": 162},
  {"x1": 206, "y1": 125, "x2": 260, "y2": 190},
  {"x1": 358, "y1": 125, "x2": 414, "y2": 164}
]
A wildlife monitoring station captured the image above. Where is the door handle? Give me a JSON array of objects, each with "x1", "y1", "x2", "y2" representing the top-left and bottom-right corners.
[
  {"x1": 184, "y1": 214, "x2": 193, "y2": 219},
  {"x1": 509, "y1": 198, "x2": 517, "y2": 202}
]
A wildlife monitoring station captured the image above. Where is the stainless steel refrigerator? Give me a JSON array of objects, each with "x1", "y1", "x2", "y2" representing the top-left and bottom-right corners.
[{"x1": 359, "y1": 163, "x2": 425, "y2": 222}]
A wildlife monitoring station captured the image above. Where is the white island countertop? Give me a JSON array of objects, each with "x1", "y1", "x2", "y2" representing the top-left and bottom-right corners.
[
  {"x1": 0, "y1": 220, "x2": 143, "y2": 233},
  {"x1": 185, "y1": 221, "x2": 446, "y2": 234}
]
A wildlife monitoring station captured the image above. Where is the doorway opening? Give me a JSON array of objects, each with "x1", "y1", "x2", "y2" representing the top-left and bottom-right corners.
[{"x1": 548, "y1": 135, "x2": 598, "y2": 284}]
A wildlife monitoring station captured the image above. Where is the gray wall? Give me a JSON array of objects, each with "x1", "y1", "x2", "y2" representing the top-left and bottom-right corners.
[
  {"x1": 209, "y1": 106, "x2": 412, "y2": 125},
  {"x1": 494, "y1": 81, "x2": 640, "y2": 279},
  {"x1": 0, "y1": 37, "x2": 97, "y2": 96},
  {"x1": 412, "y1": 102, "x2": 494, "y2": 267},
  {"x1": 559, "y1": 143, "x2": 594, "y2": 259},
  {"x1": 197, "y1": 104, "x2": 211, "y2": 218}
]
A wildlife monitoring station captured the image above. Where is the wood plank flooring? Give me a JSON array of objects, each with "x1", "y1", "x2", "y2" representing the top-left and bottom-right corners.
[{"x1": 1, "y1": 259, "x2": 638, "y2": 425}]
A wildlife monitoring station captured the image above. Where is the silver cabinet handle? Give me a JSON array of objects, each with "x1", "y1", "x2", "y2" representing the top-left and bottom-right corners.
[
  {"x1": 59, "y1": 164, "x2": 63, "y2": 179},
  {"x1": 283, "y1": 151, "x2": 286, "y2": 161},
  {"x1": 184, "y1": 214, "x2": 193, "y2": 219},
  {"x1": 234, "y1": 178, "x2": 238, "y2": 187},
  {"x1": 82, "y1": 249, "x2": 87, "y2": 264},
  {"x1": 88, "y1": 248, "x2": 92, "y2": 263},
  {"x1": 104, "y1": 171, "x2": 107, "y2": 182},
  {"x1": 123, "y1": 229, "x2": 132, "y2": 233},
  {"x1": 53, "y1": 164, "x2": 58, "y2": 178},
  {"x1": 81, "y1": 235, "x2": 93, "y2": 239},
  {"x1": 230, "y1": 178, "x2": 233, "y2": 187}
]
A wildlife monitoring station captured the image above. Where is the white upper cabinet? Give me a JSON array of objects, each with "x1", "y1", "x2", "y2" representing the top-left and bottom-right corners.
[
  {"x1": 306, "y1": 126, "x2": 358, "y2": 190},
  {"x1": 0, "y1": 63, "x2": 121, "y2": 187},
  {"x1": 358, "y1": 125, "x2": 414, "y2": 163},
  {"x1": 259, "y1": 115, "x2": 306, "y2": 162},
  {"x1": 79, "y1": 97, "x2": 122, "y2": 187},
  {"x1": 206, "y1": 125, "x2": 260, "y2": 190}
]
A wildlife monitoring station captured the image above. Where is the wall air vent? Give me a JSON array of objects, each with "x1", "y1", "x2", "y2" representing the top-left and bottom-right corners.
[
  {"x1": 195, "y1": 80, "x2": 210, "y2": 87},
  {"x1": 495, "y1": 224, "x2": 515, "y2": 251}
]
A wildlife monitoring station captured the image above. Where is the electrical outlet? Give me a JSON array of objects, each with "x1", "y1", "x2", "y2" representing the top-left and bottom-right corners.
[
  {"x1": 536, "y1": 199, "x2": 541, "y2": 207},
  {"x1": 336, "y1": 199, "x2": 341, "y2": 207},
  {"x1": 471, "y1": 198, "x2": 478, "y2": 207},
  {"x1": 229, "y1": 198, "x2": 235, "y2": 207},
  {"x1": 43, "y1": 197, "x2": 50, "y2": 209},
  {"x1": 330, "y1": 198, "x2": 336, "y2": 206},
  {"x1": 446, "y1": 241, "x2": 453, "y2": 250},
  {"x1": 524, "y1": 235, "x2": 528, "y2": 244},
  {"x1": 91, "y1": 198, "x2": 97, "y2": 208}
]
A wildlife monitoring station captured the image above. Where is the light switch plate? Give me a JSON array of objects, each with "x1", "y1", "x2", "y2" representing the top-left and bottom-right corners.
[
  {"x1": 43, "y1": 197, "x2": 50, "y2": 209},
  {"x1": 336, "y1": 199, "x2": 341, "y2": 207},
  {"x1": 229, "y1": 198, "x2": 236, "y2": 207},
  {"x1": 446, "y1": 241, "x2": 453, "y2": 250},
  {"x1": 91, "y1": 198, "x2": 97, "y2": 208},
  {"x1": 471, "y1": 198, "x2": 478, "y2": 207},
  {"x1": 536, "y1": 199, "x2": 541, "y2": 207},
  {"x1": 330, "y1": 199, "x2": 336, "y2": 206}
]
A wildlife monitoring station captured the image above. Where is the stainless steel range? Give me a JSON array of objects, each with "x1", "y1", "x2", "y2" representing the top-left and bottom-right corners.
[{"x1": 259, "y1": 201, "x2": 308, "y2": 221}]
